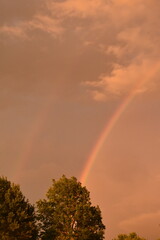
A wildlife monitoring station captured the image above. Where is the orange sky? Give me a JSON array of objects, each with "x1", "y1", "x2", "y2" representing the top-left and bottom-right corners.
[{"x1": 1, "y1": 0, "x2": 160, "y2": 239}]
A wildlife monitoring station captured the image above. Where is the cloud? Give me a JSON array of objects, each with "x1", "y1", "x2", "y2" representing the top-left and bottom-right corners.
[
  {"x1": 80, "y1": 0, "x2": 160, "y2": 100},
  {"x1": 1, "y1": 0, "x2": 160, "y2": 100},
  {"x1": 0, "y1": 25, "x2": 27, "y2": 39},
  {"x1": 48, "y1": 0, "x2": 109, "y2": 18},
  {"x1": 0, "y1": 0, "x2": 41, "y2": 25},
  {"x1": 0, "y1": 15, "x2": 63, "y2": 40},
  {"x1": 86, "y1": 59, "x2": 160, "y2": 100}
]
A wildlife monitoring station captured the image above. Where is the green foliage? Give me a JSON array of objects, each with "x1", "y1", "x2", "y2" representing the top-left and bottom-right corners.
[
  {"x1": 0, "y1": 176, "x2": 38, "y2": 240},
  {"x1": 113, "y1": 232, "x2": 146, "y2": 240},
  {"x1": 37, "y1": 175, "x2": 105, "y2": 240}
]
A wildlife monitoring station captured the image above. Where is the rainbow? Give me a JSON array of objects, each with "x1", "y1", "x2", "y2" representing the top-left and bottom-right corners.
[
  {"x1": 13, "y1": 61, "x2": 159, "y2": 184},
  {"x1": 13, "y1": 94, "x2": 55, "y2": 182},
  {"x1": 80, "y1": 62, "x2": 160, "y2": 185},
  {"x1": 80, "y1": 92, "x2": 134, "y2": 185}
]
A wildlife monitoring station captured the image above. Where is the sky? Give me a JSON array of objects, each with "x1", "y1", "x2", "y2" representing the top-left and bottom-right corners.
[{"x1": 0, "y1": 0, "x2": 160, "y2": 239}]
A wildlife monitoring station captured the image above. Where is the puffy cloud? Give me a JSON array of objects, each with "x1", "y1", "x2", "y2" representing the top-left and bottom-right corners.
[
  {"x1": 86, "y1": 59, "x2": 160, "y2": 99},
  {"x1": 81, "y1": 0, "x2": 160, "y2": 100}
]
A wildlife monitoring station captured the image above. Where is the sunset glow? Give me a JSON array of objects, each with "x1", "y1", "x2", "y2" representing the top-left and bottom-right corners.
[{"x1": 1, "y1": 0, "x2": 160, "y2": 239}]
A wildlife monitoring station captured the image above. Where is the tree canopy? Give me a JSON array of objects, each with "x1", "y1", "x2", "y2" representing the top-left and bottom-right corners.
[
  {"x1": 0, "y1": 176, "x2": 38, "y2": 240},
  {"x1": 113, "y1": 232, "x2": 146, "y2": 240},
  {"x1": 37, "y1": 175, "x2": 105, "y2": 240},
  {"x1": 1, "y1": 175, "x2": 158, "y2": 240}
]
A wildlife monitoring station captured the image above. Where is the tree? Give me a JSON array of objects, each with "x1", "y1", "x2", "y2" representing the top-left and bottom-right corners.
[
  {"x1": 0, "y1": 176, "x2": 38, "y2": 240},
  {"x1": 37, "y1": 175, "x2": 105, "y2": 240},
  {"x1": 113, "y1": 232, "x2": 146, "y2": 240}
]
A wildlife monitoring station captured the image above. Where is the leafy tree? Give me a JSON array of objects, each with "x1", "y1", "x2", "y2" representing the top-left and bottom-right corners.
[
  {"x1": 0, "y1": 176, "x2": 38, "y2": 240},
  {"x1": 113, "y1": 232, "x2": 146, "y2": 240},
  {"x1": 37, "y1": 175, "x2": 105, "y2": 240}
]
